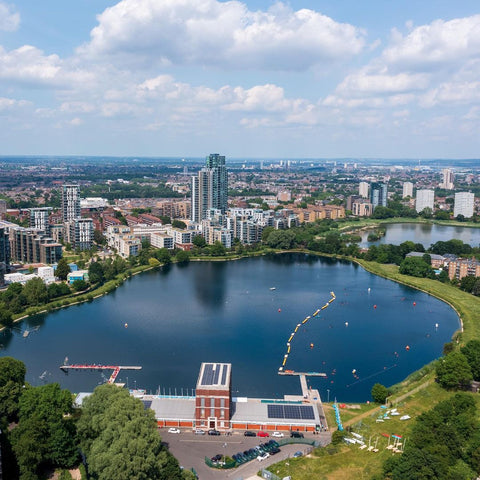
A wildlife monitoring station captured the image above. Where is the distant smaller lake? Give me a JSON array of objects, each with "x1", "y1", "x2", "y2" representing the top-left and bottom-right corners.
[{"x1": 360, "y1": 223, "x2": 480, "y2": 248}]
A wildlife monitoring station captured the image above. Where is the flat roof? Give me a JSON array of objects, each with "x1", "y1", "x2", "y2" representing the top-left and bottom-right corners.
[{"x1": 196, "y1": 362, "x2": 231, "y2": 390}]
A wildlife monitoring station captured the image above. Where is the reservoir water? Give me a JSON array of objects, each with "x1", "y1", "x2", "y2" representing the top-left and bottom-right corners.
[
  {"x1": 360, "y1": 223, "x2": 480, "y2": 248},
  {"x1": 0, "y1": 254, "x2": 459, "y2": 402}
]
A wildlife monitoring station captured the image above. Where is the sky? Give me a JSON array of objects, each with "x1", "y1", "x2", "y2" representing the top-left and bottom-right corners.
[{"x1": 1, "y1": 1, "x2": 480, "y2": 159}]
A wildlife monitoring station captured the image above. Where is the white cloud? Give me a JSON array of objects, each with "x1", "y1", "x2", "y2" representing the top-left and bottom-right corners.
[
  {"x1": 80, "y1": 0, "x2": 365, "y2": 70},
  {"x1": 0, "y1": 45, "x2": 95, "y2": 88},
  {"x1": 0, "y1": 2, "x2": 19, "y2": 31},
  {"x1": 383, "y1": 15, "x2": 480, "y2": 71},
  {"x1": 0, "y1": 96, "x2": 29, "y2": 111}
]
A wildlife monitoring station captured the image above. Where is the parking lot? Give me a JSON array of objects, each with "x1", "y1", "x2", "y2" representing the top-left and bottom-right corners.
[{"x1": 161, "y1": 429, "x2": 331, "y2": 480}]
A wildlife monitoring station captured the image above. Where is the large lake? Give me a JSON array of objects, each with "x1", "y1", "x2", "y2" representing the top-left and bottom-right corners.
[
  {"x1": 360, "y1": 223, "x2": 480, "y2": 248},
  {"x1": 0, "y1": 254, "x2": 459, "y2": 402}
]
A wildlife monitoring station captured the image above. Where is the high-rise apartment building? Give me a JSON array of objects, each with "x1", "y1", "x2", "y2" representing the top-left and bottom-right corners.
[
  {"x1": 192, "y1": 154, "x2": 228, "y2": 222},
  {"x1": 370, "y1": 183, "x2": 388, "y2": 210},
  {"x1": 29, "y1": 207, "x2": 53, "y2": 234},
  {"x1": 403, "y1": 182, "x2": 413, "y2": 199},
  {"x1": 415, "y1": 189, "x2": 434, "y2": 213},
  {"x1": 0, "y1": 199, "x2": 7, "y2": 220},
  {"x1": 359, "y1": 182, "x2": 369, "y2": 198},
  {"x1": 62, "y1": 184, "x2": 81, "y2": 223},
  {"x1": 65, "y1": 218, "x2": 94, "y2": 251},
  {"x1": 454, "y1": 192, "x2": 474, "y2": 218},
  {"x1": 440, "y1": 168, "x2": 454, "y2": 190}
]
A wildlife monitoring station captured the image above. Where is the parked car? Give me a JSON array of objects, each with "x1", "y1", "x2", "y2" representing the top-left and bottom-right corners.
[
  {"x1": 244, "y1": 430, "x2": 256, "y2": 437},
  {"x1": 194, "y1": 428, "x2": 206, "y2": 435},
  {"x1": 290, "y1": 431, "x2": 304, "y2": 438},
  {"x1": 257, "y1": 453, "x2": 270, "y2": 461},
  {"x1": 272, "y1": 431, "x2": 284, "y2": 438},
  {"x1": 168, "y1": 428, "x2": 180, "y2": 434},
  {"x1": 257, "y1": 431, "x2": 269, "y2": 437},
  {"x1": 270, "y1": 447, "x2": 281, "y2": 455},
  {"x1": 211, "y1": 454, "x2": 222, "y2": 462},
  {"x1": 208, "y1": 429, "x2": 221, "y2": 436},
  {"x1": 293, "y1": 451, "x2": 303, "y2": 458}
]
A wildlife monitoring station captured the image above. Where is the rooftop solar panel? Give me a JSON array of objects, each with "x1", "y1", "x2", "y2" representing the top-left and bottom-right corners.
[
  {"x1": 267, "y1": 404, "x2": 284, "y2": 419},
  {"x1": 221, "y1": 364, "x2": 228, "y2": 385},
  {"x1": 201, "y1": 363, "x2": 214, "y2": 385},
  {"x1": 300, "y1": 405, "x2": 315, "y2": 420},
  {"x1": 213, "y1": 364, "x2": 220, "y2": 384},
  {"x1": 284, "y1": 405, "x2": 301, "y2": 419}
]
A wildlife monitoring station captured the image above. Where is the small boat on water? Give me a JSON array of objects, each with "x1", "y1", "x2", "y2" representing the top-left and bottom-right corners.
[
  {"x1": 23, "y1": 330, "x2": 30, "y2": 338},
  {"x1": 270, "y1": 287, "x2": 276, "y2": 290}
]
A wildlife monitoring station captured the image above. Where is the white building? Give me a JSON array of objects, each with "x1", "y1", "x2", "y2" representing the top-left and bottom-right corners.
[
  {"x1": 29, "y1": 207, "x2": 52, "y2": 233},
  {"x1": 440, "y1": 168, "x2": 454, "y2": 190},
  {"x1": 454, "y1": 192, "x2": 475, "y2": 218},
  {"x1": 151, "y1": 233, "x2": 174, "y2": 250},
  {"x1": 359, "y1": 182, "x2": 369, "y2": 198},
  {"x1": 402, "y1": 182, "x2": 413, "y2": 199},
  {"x1": 415, "y1": 189, "x2": 434, "y2": 213},
  {"x1": 106, "y1": 225, "x2": 141, "y2": 258},
  {"x1": 65, "y1": 218, "x2": 94, "y2": 251}
]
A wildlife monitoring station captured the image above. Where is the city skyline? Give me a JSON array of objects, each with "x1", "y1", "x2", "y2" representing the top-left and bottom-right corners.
[{"x1": 1, "y1": 1, "x2": 480, "y2": 158}]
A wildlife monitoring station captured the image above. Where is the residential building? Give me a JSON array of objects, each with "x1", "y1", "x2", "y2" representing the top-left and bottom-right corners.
[
  {"x1": 67, "y1": 270, "x2": 90, "y2": 285},
  {"x1": 403, "y1": 182, "x2": 413, "y2": 199},
  {"x1": 352, "y1": 201, "x2": 373, "y2": 217},
  {"x1": 29, "y1": 207, "x2": 52, "y2": 234},
  {"x1": 106, "y1": 225, "x2": 141, "y2": 258},
  {"x1": 415, "y1": 189, "x2": 434, "y2": 213},
  {"x1": 151, "y1": 233, "x2": 174, "y2": 250},
  {"x1": 9, "y1": 227, "x2": 62, "y2": 264},
  {"x1": 191, "y1": 153, "x2": 228, "y2": 222},
  {"x1": 440, "y1": 168, "x2": 454, "y2": 190},
  {"x1": 448, "y1": 258, "x2": 480, "y2": 280},
  {"x1": 359, "y1": 182, "x2": 369, "y2": 198},
  {"x1": 454, "y1": 192, "x2": 475, "y2": 218},
  {"x1": 65, "y1": 218, "x2": 94, "y2": 251},
  {"x1": 370, "y1": 182, "x2": 388, "y2": 210},
  {"x1": 0, "y1": 199, "x2": 6, "y2": 219},
  {"x1": 62, "y1": 184, "x2": 81, "y2": 222}
]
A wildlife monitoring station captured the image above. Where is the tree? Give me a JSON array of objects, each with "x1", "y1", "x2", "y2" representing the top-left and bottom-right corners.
[
  {"x1": 72, "y1": 279, "x2": 88, "y2": 292},
  {"x1": 210, "y1": 241, "x2": 226, "y2": 256},
  {"x1": 89, "y1": 261, "x2": 105, "y2": 284},
  {"x1": 0, "y1": 357, "x2": 26, "y2": 423},
  {"x1": 172, "y1": 219, "x2": 186, "y2": 229},
  {"x1": 12, "y1": 383, "x2": 79, "y2": 477},
  {"x1": 461, "y1": 340, "x2": 480, "y2": 381},
  {"x1": 175, "y1": 250, "x2": 190, "y2": 264},
  {"x1": 459, "y1": 275, "x2": 476, "y2": 293},
  {"x1": 399, "y1": 257, "x2": 435, "y2": 278},
  {"x1": 0, "y1": 306, "x2": 13, "y2": 327},
  {"x1": 93, "y1": 229, "x2": 107, "y2": 245},
  {"x1": 55, "y1": 258, "x2": 71, "y2": 281},
  {"x1": 192, "y1": 235, "x2": 206, "y2": 248},
  {"x1": 436, "y1": 352, "x2": 472, "y2": 390},
  {"x1": 266, "y1": 230, "x2": 296, "y2": 249},
  {"x1": 77, "y1": 384, "x2": 183, "y2": 480},
  {"x1": 23, "y1": 277, "x2": 48, "y2": 305},
  {"x1": 155, "y1": 248, "x2": 172, "y2": 264},
  {"x1": 371, "y1": 383, "x2": 389, "y2": 403}
]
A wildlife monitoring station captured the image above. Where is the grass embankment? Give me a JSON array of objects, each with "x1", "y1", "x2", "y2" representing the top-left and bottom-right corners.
[{"x1": 273, "y1": 380, "x2": 463, "y2": 480}]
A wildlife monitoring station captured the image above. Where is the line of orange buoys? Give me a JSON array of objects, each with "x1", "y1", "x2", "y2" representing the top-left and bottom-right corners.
[{"x1": 279, "y1": 291, "x2": 336, "y2": 372}]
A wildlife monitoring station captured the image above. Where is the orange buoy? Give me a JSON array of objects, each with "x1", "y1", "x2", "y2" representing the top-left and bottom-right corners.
[
  {"x1": 413, "y1": 302, "x2": 416, "y2": 306},
  {"x1": 124, "y1": 323, "x2": 128, "y2": 328},
  {"x1": 406, "y1": 345, "x2": 410, "y2": 351},
  {"x1": 278, "y1": 308, "x2": 281, "y2": 312},
  {"x1": 374, "y1": 304, "x2": 377, "y2": 309},
  {"x1": 310, "y1": 343, "x2": 314, "y2": 349}
]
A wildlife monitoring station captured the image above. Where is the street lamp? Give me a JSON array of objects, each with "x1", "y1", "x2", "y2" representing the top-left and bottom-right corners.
[{"x1": 327, "y1": 389, "x2": 330, "y2": 403}]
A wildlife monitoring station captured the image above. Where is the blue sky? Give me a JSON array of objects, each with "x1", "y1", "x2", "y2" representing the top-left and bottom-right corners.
[{"x1": 1, "y1": 0, "x2": 480, "y2": 158}]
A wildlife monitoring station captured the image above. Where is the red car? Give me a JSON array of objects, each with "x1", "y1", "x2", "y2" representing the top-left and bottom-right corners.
[{"x1": 257, "y1": 431, "x2": 269, "y2": 438}]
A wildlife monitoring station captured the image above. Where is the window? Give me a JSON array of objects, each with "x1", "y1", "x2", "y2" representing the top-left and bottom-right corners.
[
  {"x1": 200, "y1": 398, "x2": 205, "y2": 407},
  {"x1": 210, "y1": 398, "x2": 215, "y2": 407},
  {"x1": 201, "y1": 409, "x2": 205, "y2": 418},
  {"x1": 210, "y1": 408, "x2": 215, "y2": 417},
  {"x1": 220, "y1": 398, "x2": 225, "y2": 408}
]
